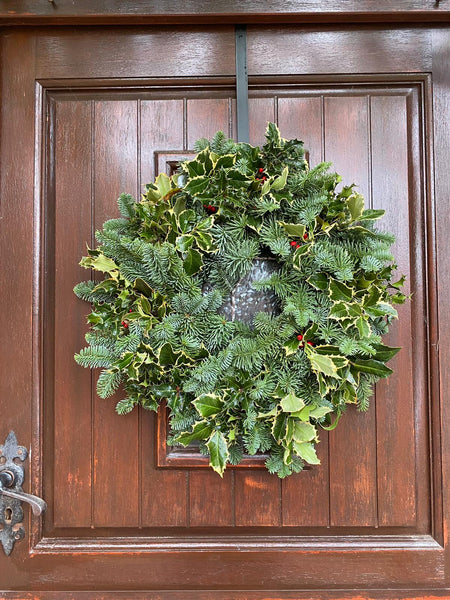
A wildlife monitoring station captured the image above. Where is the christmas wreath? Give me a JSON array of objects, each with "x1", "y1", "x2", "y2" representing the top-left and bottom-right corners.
[{"x1": 75, "y1": 123, "x2": 406, "y2": 478}]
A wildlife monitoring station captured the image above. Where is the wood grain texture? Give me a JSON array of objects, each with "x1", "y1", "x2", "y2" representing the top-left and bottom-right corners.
[
  {"x1": 248, "y1": 97, "x2": 275, "y2": 146},
  {"x1": 140, "y1": 101, "x2": 188, "y2": 527},
  {"x1": 35, "y1": 28, "x2": 236, "y2": 80},
  {"x1": 92, "y1": 100, "x2": 140, "y2": 527},
  {"x1": 52, "y1": 100, "x2": 93, "y2": 527},
  {"x1": 0, "y1": 32, "x2": 36, "y2": 573},
  {"x1": 140, "y1": 99, "x2": 185, "y2": 185},
  {"x1": 2, "y1": 1, "x2": 450, "y2": 25},
  {"x1": 325, "y1": 96, "x2": 377, "y2": 527},
  {"x1": 189, "y1": 470, "x2": 234, "y2": 526},
  {"x1": 187, "y1": 98, "x2": 231, "y2": 147},
  {"x1": 247, "y1": 27, "x2": 432, "y2": 76},
  {"x1": 2, "y1": 592, "x2": 450, "y2": 600},
  {"x1": 277, "y1": 96, "x2": 323, "y2": 166},
  {"x1": 370, "y1": 94, "x2": 417, "y2": 527},
  {"x1": 432, "y1": 27, "x2": 450, "y2": 559},
  {"x1": 234, "y1": 471, "x2": 281, "y2": 526}
]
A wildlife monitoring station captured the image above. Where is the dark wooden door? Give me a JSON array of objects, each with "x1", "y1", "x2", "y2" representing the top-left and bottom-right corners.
[{"x1": 0, "y1": 23, "x2": 449, "y2": 598}]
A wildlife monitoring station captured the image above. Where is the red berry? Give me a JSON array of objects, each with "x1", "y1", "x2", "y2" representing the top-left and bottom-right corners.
[
  {"x1": 295, "y1": 242, "x2": 300, "y2": 248},
  {"x1": 297, "y1": 334, "x2": 303, "y2": 341},
  {"x1": 121, "y1": 321, "x2": 128, "y2": 328},
  {"x1": 258, "y1": 167, "x2": 264, "y2": 173},
  {"x1": 307, "y1": 341, "x2": 314, "y2": 346},
  {"x1": 203, "y1": 204, "x2": 208, "y2": 208},
  {"x1": 303, "y1": 233, "x2": 308, "y2": 240},
  {"x1": 290, "y1": 241, "x2": 297, "y2": 247},
  {"x1": 128, "y1": 308, "x2": 133, "y2": 313}
]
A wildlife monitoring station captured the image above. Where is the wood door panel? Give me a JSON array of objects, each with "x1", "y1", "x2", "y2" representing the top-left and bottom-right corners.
[
  {"x1": 43, "y1": 82, "x2": 427, "y2": 537},
  {"x1": 1, "y1": 25, "x2": 447, "y2": 596}
]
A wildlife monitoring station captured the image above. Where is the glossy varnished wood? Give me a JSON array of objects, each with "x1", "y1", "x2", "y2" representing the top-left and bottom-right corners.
[
  {"x1": 52, "y1": 99, "x2": 93, "y2": 528},
  {"x1": 1, "y1": 1, "x2": 450, "y2": 26},
  {"x1": 0, "y1": 21, "x2": 448, "y2": 598}
]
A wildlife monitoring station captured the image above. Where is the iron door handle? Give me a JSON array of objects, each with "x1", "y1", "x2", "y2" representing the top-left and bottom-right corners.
[
  {"x1": 0, "y1": 477, "x2": 47, "y2": 516},
  {"x1": 0, "y1": 431, "x2": 47, "y2": 555}
]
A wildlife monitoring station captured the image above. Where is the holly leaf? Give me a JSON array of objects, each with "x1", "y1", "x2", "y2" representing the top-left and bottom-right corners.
[
  {"x1": 158, "y1": 343, "x2": 179, "y2": 366},
  {"x1": 177, "y1": 209, "x2": 196, "y2": 233},
  {"x1": 372, "y1": 344, "x2": 401, "y2": 362},
  {"x1": 271, "y1": 167, "x2": 289, "y2": 191},
  {"x1": 365, "y1": 302, "x2": 398, "y2": 319},
  {"x1": 293, "y1": 441, "x2": 321, "y2": 465},
  {"x1": 309, "y1": 405, "x2": 334, "y2": 419},
  {"x1": 329, "y1": 280, "x2": 353, "y2": 302},
  {"x1": 283, "y1": 337, "x2": 300, "y2": 356},
  {"x1": 308, "y1": 352, "x2": 338, "y2": 378},
  {"x1": 278, "y1": 221, "x2": 305, "y2": 238},
  {"x1": 272, "y1": 412, "x2": 288, "y2": 442},
  {"x1": 176, "y1": 421, "x2": 213, "y2": 446},
  {"x1": 183, "y1": 248, "x2": 203, "y2": 275},
  {"x1": 193, "y1": 393, "x2": 224, "y2": 417},
  {"x1": 280, "y1": 392, "x2": 305, "y2": 413},
  {"x1": 184, "y1": 176, "x2": 209, "y2": 196},
  {"x1": 176, "y1": 235, "x2": 194, "y2": 252},
  {"x1": 351, "y1": 359, "x2": 393, "y2": 378},
  {"x1": 206, "y1": 431, "x2": 229, "y2": 477},
  {"x1": 293, "y1": 421, "x2": 316, "y2": 442},
  {"x1": 184, "y1": 159, "x2": 204, "y2": 178},
  {"x1": 359, "y1": 208, "x2": 385, "y2": 221},
  {"x1": 355, "y1": 315, "x2": 371, "y2": 338},
  {"x1": 214, "y1": 154, "x2": 235, "y2": 169},
  {"x1": 307, "y1": 273, "x2": 329, "y2": 291},
  {"x1": 347, "y1": 194, "x2": 365, "y2": 221},
  {"x1": 154, "y1": 172, "x2": 172, "y2": 198},
  {"x1": 80, "y1": 254, "x2": 118, "y2": 274}
]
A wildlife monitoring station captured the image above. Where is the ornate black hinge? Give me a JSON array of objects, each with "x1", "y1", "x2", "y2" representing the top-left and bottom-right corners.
[{"x1": 0, "y1": 431, "x2": 46, "y2": 555}]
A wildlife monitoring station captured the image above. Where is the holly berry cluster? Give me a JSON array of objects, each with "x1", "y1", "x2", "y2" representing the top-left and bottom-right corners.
[
  {"x1": 203, "y1": 204, "x2": 217, "y2": 214},
  {"x1": 296, "y1": 333, "x2": 314, "y2": 349},
  {"x1": 121, "y1": 308, "x2": 133, "y2": 329},
  {"x1": 256, "y1": 167, "x2": 267, "y2": 182},
  {"x1": 290, "y1": 234, "x2": 308, "y2": 249}
]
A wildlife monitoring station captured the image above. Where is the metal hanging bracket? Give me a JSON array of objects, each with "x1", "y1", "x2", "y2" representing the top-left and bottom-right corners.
[
  {"x1": 235, "y1": 25, "x2": 249, "y2": 143},
  {"x1": 0, "y1": 431, "x2": 46, "y2": 556}
]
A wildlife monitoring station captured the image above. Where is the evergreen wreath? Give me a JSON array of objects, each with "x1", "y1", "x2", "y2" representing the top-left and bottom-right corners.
[{"x1": 74, "y1": 123, "x2": 406, "y2": 478}]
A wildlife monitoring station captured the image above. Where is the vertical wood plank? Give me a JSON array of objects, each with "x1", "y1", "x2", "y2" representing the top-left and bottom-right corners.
[
  {"x1": 140, "y1": 98, "x2": 188, "y2": 527},
  {"x1": 371, "y1": 95, "x2": 416, "y2": 526},
  {"x1": 92, "y1": 100, "x2": 140, "y2": 527},
  {"x1": 248, "y1": 97, "x2": 275, "y2": 146},
  {"x1": 282, "y1": 439, "x2": 329, "y2": 527},
  {"x1": 324, "y1": 95, "x2": 370, "y2": 201},
  {"x1": 235, "y1": 472, "x2": 281, "y2": 526},
  {"x1": 277, "y1": 96, "x2": 323, "y2": 166},
  {"x1": 53, "y1": 100, "x2": 93, "y2": 527},
  {"x1": 189, "y1": 471, "x2": 234, "y2": 526},
  {"x1": 325, "y1": 96, "x2": 378, "y2": 527},
  {"x1": 187, "y1": 98, "x2": 230, "y2": 147},
  {"x1": 140, "y1": 99, "x2": 184, "y2": 186}
]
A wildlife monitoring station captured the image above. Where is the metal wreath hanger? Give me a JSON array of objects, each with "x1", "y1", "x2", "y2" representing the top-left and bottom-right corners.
[{"x1": 235, "y1": 25, "x2": 250, "y2": 144}]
